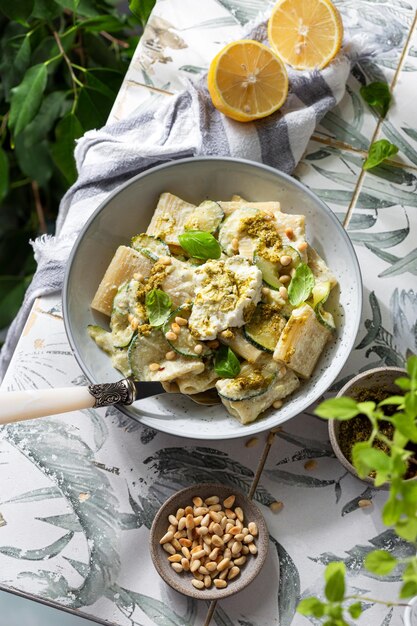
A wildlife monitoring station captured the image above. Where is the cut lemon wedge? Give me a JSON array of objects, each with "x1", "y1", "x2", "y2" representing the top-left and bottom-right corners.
[
  {"x1": 268, "y1": 0, "x2": 343, "y2": 70},
  {"x1": 207, "y1": 40, "x2": 289, "y2": 123}
]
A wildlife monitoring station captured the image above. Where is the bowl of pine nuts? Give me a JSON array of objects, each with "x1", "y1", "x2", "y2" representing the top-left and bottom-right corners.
[{"x1": 149, "y1": 483, "x2": 268, "y2": 599}]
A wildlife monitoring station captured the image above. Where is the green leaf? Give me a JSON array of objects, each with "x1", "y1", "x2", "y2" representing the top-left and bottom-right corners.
[
  {"x1": 9, "y1": 63, "x2": 48, "y2": 137},
  {"x1": 15, "y1": 35, "x2": 31, "y2": 77},
  {"x1": 178, "y1": 231, "x2": 221, "y2": 260},
  {"x1": 297, "y1": 597, "x2": 325, "y2": 617},
  {"x1": 15, "y1": 136, "x2": 53, "y2": 187},
  {"x1": 0, "y1": 276, "x2": 32, "y2": 329},
  {"x1": 348, "y1": 602, "x2": 362, "y2": 618},
  {"x1": 214, "y1": 345, "x2": 240, "y2": 379},
  {"x1": 0, "y1": 0, "x2": 34, "y2": 21},
  {"x1": 391, "y1": 411, "x2": 417, "y2": 443},
  {"x1": 353, "y1": 446, "x2": 390, "y2": 473},
  {"x1": 351, "y1": 441, "x2": 373, "y2": 478},
  {"x1": 129, "y1": 0, "x2": 156, "y2": 24},
  {"x1": 407, "y1": 355, "x2": 417, "y2": 382},
  {"x1": 51, "y1": 113, "x2": 84, "y2": 185},
  {"x1": 76, "y1": 84, "x2": 114, "y2": 130},
  {"x1": 395, "y1": 517, "x2": 417, "y2": 542},
  {"x1": 0, "y1": 148, "x2": 9, "y2": 202},
  {"x1": 382, "y1": 496, "x2": 403, "y2": 526},
  {"x1": 288, "y1": 263, "x2": 315, "y2": 306},
  {"x1": 145, "y1": 289, "x2": 172, "y2": 327},
  {"x1": 324, "y1": 562, "x2": 346, "y2": 602},
  {"x1": 360, "y1": 82, "x2": 392, "y2": 118},
  {"x1": 400, "y1": 580, "x2": 417, "y2": 599},
  {"x1": 363, "y1": 139, "x2": 399, "y2": 171},
  {"x1": 314, "y1": 397, "x2": 360, "y2": 420},
  {"x1": 378, "y1": 396, "x2": 405, "y2": 407},
  {"x1": 364, "y1": 550, "x2": 397, "y2": 575},
  {"x1": 395, "y1": 377, "x2": 411, "y2": 391}
]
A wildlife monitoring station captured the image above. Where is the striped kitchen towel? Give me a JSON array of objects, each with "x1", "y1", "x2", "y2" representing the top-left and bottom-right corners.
[{"x1": 0, "y1": 19, "x2": 360, "y2": 378}]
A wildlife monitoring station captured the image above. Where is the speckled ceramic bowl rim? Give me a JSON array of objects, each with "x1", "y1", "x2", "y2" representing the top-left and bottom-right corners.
[
  {"x1": 329, "y1": 366, "x2": 406, "y2": 485},
  {"x1": 149, "y1": 482, "x2": 269, "y2": 600},
  {"x1": 63, "y1": 156, "x2": 363, "y2": 439}
]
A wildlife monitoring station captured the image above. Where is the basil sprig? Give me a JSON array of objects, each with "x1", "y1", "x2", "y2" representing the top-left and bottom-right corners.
[
  {"x1": 178, "y1": 230, "x2": 221, "y2": 260},
  {"x1": 288, "y1": 263, "x2": 315, "y2": 306},
  {"x1": 363, "y1": 139, "x2": 399, "y2": 171},
  {"x1": 214, "y1": 345, "x2": 240, "y2": 378},
  {"x1": 145, "y1": 289, "x2": 172, "y2": 327},
  {"x1": 360, "y1": 81, "x2": 391, "y2": 118}
]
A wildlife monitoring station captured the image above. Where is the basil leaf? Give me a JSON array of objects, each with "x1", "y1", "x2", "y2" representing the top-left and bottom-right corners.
[
  {"x1": 288, "y1": 263, "x2": 314, "y2": 306},
  {"x1": 145, "y1": 289, "x2": 172, "y2": 327},
  {"x1": 315, "y1": 397, "x2": 360, "y2": 420},
  {"x1": 178, "y1": 230, "x2": 221, "y2": 260},
  {"x1": 363, "y1": 139, "x2": 399, "y2": 171},
  {"x1": 214, "y1": 345, "x2": 240, "y2": 378},
  {"x1": 360, "y1": 81, "x2": 391, "y2": 118}
]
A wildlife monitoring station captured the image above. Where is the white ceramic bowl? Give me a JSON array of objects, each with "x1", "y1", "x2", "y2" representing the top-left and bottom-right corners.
[{"x1": 63, "y1": 157, "x2": 362, "y2": 440}]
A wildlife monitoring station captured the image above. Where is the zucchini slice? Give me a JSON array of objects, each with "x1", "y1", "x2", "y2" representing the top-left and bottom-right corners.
[
  {"x1": 110, "y1": 279, "x2": 144, "y2": 348},
  {"x1": 88, "y1": 325, "x2": 132, "y2": 377},
  {"x1": 131, "y1": 234, "x2": 170, "y2": 261},
  {"x1": 184, "y1": 201, "x2": 224, "y2": 233},
  {"x1": 255, "y1": 256, "x2": 281, "y2": 289},
  {"x1": 218, "y1": 207, "x2": 259, "y2": 255},
  {"x1": 216, "y1": 356, "x2": 278, "y2": 401},
  {"x1": 162, "y1": 305, "x2": 211, "y2": 358},
  {"x1": 244, "y1": 304, "x2": 286, "y2": 352},
  {"x1": 128, "y1": 329, "x2": 205, "y2": 382}
]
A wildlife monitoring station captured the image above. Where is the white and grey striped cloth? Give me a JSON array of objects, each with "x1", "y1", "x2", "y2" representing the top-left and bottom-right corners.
[{"x1": 0, "y1": 21, "x2": 358, "y2": 378}]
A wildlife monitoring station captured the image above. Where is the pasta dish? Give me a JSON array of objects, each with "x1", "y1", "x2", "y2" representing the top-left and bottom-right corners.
[{"x1": 88, "y1": 193, "x2": 337, "y2": 424}]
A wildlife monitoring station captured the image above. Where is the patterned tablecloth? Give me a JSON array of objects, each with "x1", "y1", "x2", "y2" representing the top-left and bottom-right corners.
[{"x1": 1, "y1": 1, "x2": 417, "y2": 625}]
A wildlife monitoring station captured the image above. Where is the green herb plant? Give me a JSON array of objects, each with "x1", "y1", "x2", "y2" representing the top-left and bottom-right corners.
[
  {"x1": 0, "y1": 0, "x2": 155, "y2": 337},
  {"x1": 297, "y1": 355, "x2": 417, "y2": 624},
  {"x1": 360, "y1": 81, "x2": 399, "y2": 171}
]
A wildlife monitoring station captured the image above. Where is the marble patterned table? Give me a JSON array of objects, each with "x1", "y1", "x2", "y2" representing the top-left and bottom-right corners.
[{"x1": 1, "y1": 1, "x2": 417, "y2": 625}]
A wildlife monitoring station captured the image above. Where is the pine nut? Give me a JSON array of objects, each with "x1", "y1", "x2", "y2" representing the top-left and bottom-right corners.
[
  {"x1": 181, "y1": 558, "x2": 190, "y2": 571},
  {"x1": 279, "y1": 286, "x2": 288, "y2": 300},
  {"x1": 211, "y1": 535, "x2": 224, "y2": 548},
  {"x1": 197, "y1": 526, "x2": 209, "y2": 536},
  {"x1": 186, "y1": 514, "x2": 195, "y2": 529},
  {"x1": 179, "y1": 538, "x2": 192, "y2": 547},
  {"x1": 279, "y1": 274, "x2": 291, "y2": 284},
  {"x1": 234, "y1": 556, "x2": 246, "y2": 566},
  {"x1": 193, "y1": 515, "x2": 203, "y2": 526},
  {"x1": 133, "y1": 272, "x2": 144, "y2": 282},
  {"x1": 358, "y1": 499, "x2": 372, "y2": 508},
  {"x1": 298, "y1": 241, "x2": 308, "y2": 252},
  {"x1": 231, "y1": 238, "x2": 239, "y2": 252},
  {"x1": 206, "y1": 561, "x2": 218, "y2": 572},
  {"x1": 273, "y1": 399, "x2": 283, "y2": 409},
  {"x1": 212, "y1": 523, "x2": 223, "y2": 536},
  {"x1": 243, "y1": 534, "x2": 254, "y2": 544},
  {"x1": 168, "y1": 514, "x2": 178, "y2": 526},
  {"x1": 174, "y1": 530, "x2": 186, "y2": 539},
  {"x1": 171, "y1": 322, "x2": 181, "y2": 334},
  {"x1": 192, "y1": 579, "x2": 204, "y2": 589},
  {"x1": 242, "y1": 545, "x2": 249, "y2": 554},
  {"x1": 159, "y1": 256, "x2": 172, "y2": 265},
  {"x1": 248, "y1": 522, "x2": 258, "y2": 536},
  {"x1": 230, "y1": 526, "x2": 240, "y2": 535},
  {"x1": 185, "y1": 506, "x2": 194, "y2": 515},
  {"x1": 201, "y1": 514, "x2": 210, "y2": 527},
  {"x1": 194, "y1": 506, "x2": 209, "y2": 516},
  {"x1": 192, "y1": 549, "x2": 205, "y2": 560},
  {"x1": 194, "y1": 572, "x2": 204, "y2": 581},
  {"x1": 182, "y1": 547, "x2": 191, "y2": 559},
  {"x1": 228, "y1": 566, "x2": 240, "y2": 580},
  {"x1": 223, "y1": 495, "x2": 236, "y2": 509},
  {"x1": 203, "y1": 543, "x2": 211, "y2": 555},
  {"x1": 232, "y1": 541, "x2": 242, "y2": 556},
  {"x1": 224, "y1": 548, "x2": 232, "y2": 559},
  {"x1": 235, "y1": 507, "x2": 244, "y2": 522},
  {"x1": 165, "y1": 331, "x2": 177, "y2": 341},
  {"x1": 172, "y1": 538, "x2": 181, "y2": 550},
  {"x1": 203, "y1": 535, "x2": 212, "y2": 546},
  {"x1": 225, "y1": 510, "x2": 236, "y2": 519},
  {"x1": 262, "y1": 286, "x2": 270, "y2": 296},
  {"x1": 199, "y1": 565, "x2": 209, "y2": 575},
  {"x1": 304, "y1": 459, "x2": 318, "y2": 471},
  {"x1": 209, "y1": 547, "x2": 220, "y2": 561},
  {"x1": 149, "y1": 362, "x2": 160, "y2": 372},
  {"x1": 217, "y1": 557, "x2": 231, "y2": 571},
  {"x1": 245, "y1": 437, "x2": 259, "y2": 448},
  {"x1": 190, "y1": 559, "x2": 201, "y2": 573},
  {"x1": 178, "y1": 516, "x2": 186, "y2": 530},
  {"x1": 285, "y1": 227, "x2": 294, "y2": 239},
  {"x1": 280, "y1": 255, "x2": 292, "y2": 266},
  {"x1": 162, "y1": 543, "x2": 176, "y2": 555},
  {"x1": 223, "y1": 533, "x2": 232, "y2": 543},
  {"x1": 194, "y1": 344, "x2": 203, "y2": 355},
  {"x1": 171, "y1": 562, "x2": 183, "y2": 573},
  {"x1": 175, "y1": 316, "x2": 188, "y2": 326},
  {"x1": 165, "y1": 351, "x2": 176, "y2": 360},
  {"x1": 214, "y1": 579, "x2": 227, "y2": 589},
  {"x1": 168, "y1": 524, "x2": 176, "y2": 533},
  {"x1": 204, "y1": 575, "x2": 212, "y2": 588},
  {"x1": 205, "y1": 496, "x2": 220, "y2": 505},
  {"x1": 168, "y1": 554, "x2": 182, "y2": 563},
  {"x1": 249, "y1": 543, "x2": 258, "y2": 555},
  {"x1": 270, "y1": 501, "x2": 284, "y2": 513},
  {"x1": 160, "y1": 531, "x2": 174, "y2": 544},
  {"x1": 209, "y1": 504, "x2": 222, "y2": 512},
  {"x1": 218, "y1": 568, "x2": 229, "y2": 580},
  {"x1": 234, "y1": 533, "x2": 244, "y2": 542},
  {"x1": 209, "y1": 511, "x2": 222, "y2": 523}
]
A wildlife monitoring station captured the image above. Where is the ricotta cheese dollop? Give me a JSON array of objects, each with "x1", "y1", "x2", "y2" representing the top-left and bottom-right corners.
[{"x1": 188, "y1": 256, "x2": 262, "y2": 340}]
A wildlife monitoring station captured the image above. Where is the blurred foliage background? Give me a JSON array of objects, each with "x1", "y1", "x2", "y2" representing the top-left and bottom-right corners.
[{"x1": 0, "y1": 0, "x2": 155, "y2": 343}]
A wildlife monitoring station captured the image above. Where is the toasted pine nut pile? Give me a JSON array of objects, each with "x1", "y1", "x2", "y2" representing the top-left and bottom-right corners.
[{"x1": 160, "y1": 494, "x2": 258, "y2": 590}]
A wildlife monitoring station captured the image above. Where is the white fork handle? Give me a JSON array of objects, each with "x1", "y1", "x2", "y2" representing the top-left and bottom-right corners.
[{"x1": 0, "y1": 387, "x2": 96, "y2": 425}]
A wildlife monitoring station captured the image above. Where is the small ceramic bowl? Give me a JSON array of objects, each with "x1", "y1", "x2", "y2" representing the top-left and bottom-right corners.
[
  {"x1": 149, "y1": 483, "x2": 268, "y2": 600},
  {"x1": 329, "y1": 366, "x2": 405, "y2": 485}
]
